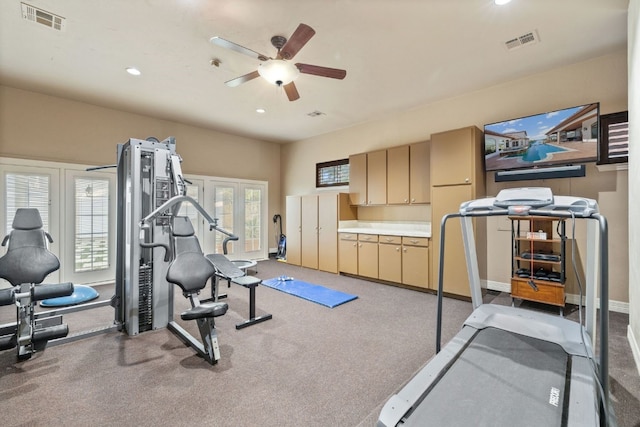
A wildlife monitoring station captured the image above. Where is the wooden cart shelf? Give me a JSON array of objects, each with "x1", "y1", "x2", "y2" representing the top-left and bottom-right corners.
[{"x1": 510, "y1": 216, "x2": 567, "y2": 314}]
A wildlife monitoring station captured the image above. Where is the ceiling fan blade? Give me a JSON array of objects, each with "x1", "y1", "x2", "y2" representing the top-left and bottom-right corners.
[
  {"x1": 284, "y1": 82, "x2": 300, "y2": 101},
  {"x1": 224, "y1": 70, "x2": 260, "y2": 87},
  {"x1": 210, "y1": 36, "x2": 269, "y2": 61},
  {"x1": 296, "y1": 63, "x2": 347, "y2": 79},
  {"x1": 279, "y1": 24, "x2": 316, "y2": 60}
]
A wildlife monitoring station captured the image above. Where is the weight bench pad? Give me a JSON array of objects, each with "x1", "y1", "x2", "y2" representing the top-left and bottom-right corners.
[
  {"x1": 232, "y1": 275, "x2": 261, "y2": 288},
  {"x1": 206, "y1": 254, "x2": 245, "y2": 279}
]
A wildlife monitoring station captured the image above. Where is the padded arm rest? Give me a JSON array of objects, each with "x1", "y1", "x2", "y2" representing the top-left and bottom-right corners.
[
  {"x1": 0, "y1": 288, "x2": 15, "y2": 306},
  {"x1": 181, "y1": 302, "x2": 228, "y2": 321},
  {"x1": 32, "y1": 282, "x2": 74, "y2": 302}
]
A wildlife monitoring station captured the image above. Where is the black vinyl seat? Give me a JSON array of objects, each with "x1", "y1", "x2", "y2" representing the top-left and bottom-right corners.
[
  {"x1": 165, "y1": 216, "x2": 227, "y2": 364},
  {"x1": 0, "y1": 208, "x2": 73, "y2": 359}
]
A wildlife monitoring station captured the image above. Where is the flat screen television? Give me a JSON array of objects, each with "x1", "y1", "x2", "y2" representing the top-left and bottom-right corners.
[{"x1": 483, "y1": 102, "x2": 600, "y2": 172}]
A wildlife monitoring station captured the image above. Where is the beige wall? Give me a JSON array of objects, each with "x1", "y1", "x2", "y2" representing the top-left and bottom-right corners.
[
  {"x1": 282, "y1": 49, "x2": 630, "y2": 304},
  {"x1": 0, "y1": 85, "x2": 282, "y2": 248},
  {"x1": 628, "y1": 0, "x2": 640, "y2": 371}
]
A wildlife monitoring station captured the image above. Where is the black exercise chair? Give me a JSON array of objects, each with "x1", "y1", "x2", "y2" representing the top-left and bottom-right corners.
[
  {"x1": 165, "y1": 216, "x2": 228, "y2": 365},
  {"x1": 0, "y1": 208, "x2": 73, "y2": 359}
]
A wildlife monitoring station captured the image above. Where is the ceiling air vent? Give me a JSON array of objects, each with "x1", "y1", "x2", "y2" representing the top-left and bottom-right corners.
[
  {"x1": 504, "y1": 30, "x2": 539, "y2": 51},
  {"x1": 21, "y1": 3, "x2": 66, "y2": 31}
]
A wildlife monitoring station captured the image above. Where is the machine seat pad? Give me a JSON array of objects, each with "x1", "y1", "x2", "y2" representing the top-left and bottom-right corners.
[
  {"x1": 0, "y1": 288, "x2": 15, "y2": 306},
  {"x1": 232, "y1": 275, "x2": 261, "y2": 288},
  {"x1": 181, "y1": 302, "x2": 228, "y2": 321},
  {"x1": 0, "y1": 246, "x2": 60, "y2": 286}
]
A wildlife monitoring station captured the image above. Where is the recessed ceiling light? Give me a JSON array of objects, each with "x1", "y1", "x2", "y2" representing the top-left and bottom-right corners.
[
  {"x1": 126, "y1": 67, "x2": 141, "y2": 76},
  {"x1": 256, "y1": 108, "x2": 266, "y2": 114},
  {"x1": 495, "y1": 0, "x2": 511, "y2": 5}
]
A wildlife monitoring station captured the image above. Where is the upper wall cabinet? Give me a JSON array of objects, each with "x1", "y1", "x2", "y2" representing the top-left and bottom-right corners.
[
  {"x1": 387, "y1": 145, "x2": 410, "y2": 204},
  {"x1": 367, "y1": 149, "x2": 387, "y2": 205},
  {"x1": 350, "y1": 142, "x2": 430, "y2": 206},
  {"x1": 430, "y1": 126, "x2": 483, "y2": 187},
  {"x1": 348, "y1": 153, "x2": 367, "y2": 205},
  {"x1": 409, "y1": 141, "x2": 430, "y2": 204}
]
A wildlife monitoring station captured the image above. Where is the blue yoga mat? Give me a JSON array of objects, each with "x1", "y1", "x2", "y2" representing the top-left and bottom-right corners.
[{"x1": 261, "y1": 277, "x2": 357, "y2": 308}]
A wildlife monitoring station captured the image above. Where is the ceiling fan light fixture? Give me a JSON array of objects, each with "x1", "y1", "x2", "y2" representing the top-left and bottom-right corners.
[{"x1": 258, "y1": 60, "x2": 300, "y2": 86}]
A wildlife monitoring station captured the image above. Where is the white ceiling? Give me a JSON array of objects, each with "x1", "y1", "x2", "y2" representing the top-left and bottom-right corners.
[{"x1": 0, "y1": 0, "x2": 629, "y2": 143}]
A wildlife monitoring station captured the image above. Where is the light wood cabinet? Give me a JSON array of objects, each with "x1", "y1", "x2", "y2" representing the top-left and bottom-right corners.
[
  {"x1": 367, "y1": 150, "x2": 387, "y2": 205},
  {"x1": 431, "y1": 127, "x2": 482, "y2": 187},
  {"x1": 409, "y1": 141, "x2": 430, "y2": 204},
  {"x1": 402, "y1": 236, "x2": 429, "y2": 289},
  {"x1": 378, "y1": 235, "x2": 402, "y2": 282},
  {"x1": 301, "y1": 195, "x2": 319, "y2": 269},
  {"x1": 348, "y1": 153, "x2": 367, "y2": 205},
  {"x1": 358, "y1": 234, "x2": 379, "y2": 278},
  {"x1": 285, "y1": 195, "x2": 302, "y2": 266},
  {"x1": 430, "y1": 126, "x2": 485, "y2": 298},
  {"x1": 387, "y1": 146, "x2": 410, "y2": 205},
  {"x1": 318, "y1": 193, "x2": 340, "y2": 273},
  {"x1": 287, "y1": 193, "x2": 356, "y2": 272},
  {"x1": 338, "y1": 233, "x2": 358, "y2": 275}
]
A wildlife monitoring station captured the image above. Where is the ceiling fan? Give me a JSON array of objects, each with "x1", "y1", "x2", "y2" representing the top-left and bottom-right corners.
[{"x1": 210, "y1": 23, "x2": 346, "y2": 101}]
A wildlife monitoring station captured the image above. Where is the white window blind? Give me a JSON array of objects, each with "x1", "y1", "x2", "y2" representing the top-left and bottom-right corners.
[
  {"x1": 5, "y1": 173, "x2": 50, "y2": 233},
  {"x1": 74, "y1": 177, "x2": 109, "y2": 272}
]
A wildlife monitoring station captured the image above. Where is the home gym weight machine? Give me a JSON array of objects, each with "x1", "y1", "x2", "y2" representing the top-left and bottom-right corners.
[{"x1": 114, "y1": 137, "x2": 270, "y2": 364}]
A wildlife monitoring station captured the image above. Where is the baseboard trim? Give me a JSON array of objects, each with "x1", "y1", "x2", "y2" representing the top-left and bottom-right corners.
[
  {"x1": 484, "y1": 280, "x2": 629, "y2": 314},
  {"x1": 628, "y1": 325, "x2": 640, "y2": 377}
]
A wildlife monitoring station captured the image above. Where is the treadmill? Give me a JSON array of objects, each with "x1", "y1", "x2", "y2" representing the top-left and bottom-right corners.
[{"x1": 378, "y1": 188, "x2": 613, "y2": 426}]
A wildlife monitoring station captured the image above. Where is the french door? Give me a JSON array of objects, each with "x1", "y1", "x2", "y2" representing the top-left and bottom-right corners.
[{"x1": 203, "y1": 179, "x2": 267, "y2": 261}]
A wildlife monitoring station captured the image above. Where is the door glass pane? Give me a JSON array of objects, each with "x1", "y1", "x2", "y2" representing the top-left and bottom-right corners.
[
  {"x1": 244, "y1": 187, "x2": 262, "y2": 252},
  {"x1": 214, "y1": 186, "x2": 234, "y2": 254},
  {"x1": 74, "y1": 177, "x2": 109, "y2": 272},
  {"x1": 5, "y1": 173, "x2": 50, "y2": 233}
]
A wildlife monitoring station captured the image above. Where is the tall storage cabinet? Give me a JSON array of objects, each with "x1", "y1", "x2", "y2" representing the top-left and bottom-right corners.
[
  {"x1": 430, "y1": 126, "x2": 485, "y2": 297},
  {"x1": 286, "y1": 193, "x2": 356, "y2": 273},
  {"x1": 285, "y1": 195, "x2": 302, "y2": 266}
]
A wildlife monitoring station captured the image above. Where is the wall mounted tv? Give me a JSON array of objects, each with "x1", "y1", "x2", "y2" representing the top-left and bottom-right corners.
[{"x1": 483, "y1": 102, "x2": 600, "y2": 175}]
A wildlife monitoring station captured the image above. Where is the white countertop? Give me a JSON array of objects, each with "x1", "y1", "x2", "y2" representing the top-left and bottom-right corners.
[{"x1": 338, "y1": 221, "x2": 430, "y2": 238}]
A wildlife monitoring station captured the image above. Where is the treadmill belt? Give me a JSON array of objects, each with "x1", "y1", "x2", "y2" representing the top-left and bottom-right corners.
[{"x1": 406, "y1": 327, "x2": 569, "y2": 427}]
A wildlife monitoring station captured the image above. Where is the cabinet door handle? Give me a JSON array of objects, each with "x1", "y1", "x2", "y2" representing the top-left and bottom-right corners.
[
  {"x1": 403, "y1": 248, "x2": 407, "y2": 253},
  {"x1": 411, "y1": 198, "x2": 416, "y2": 203},
  {"x1": 464, "y1": 178, "x2": 470, "y2": 183},
  {"x1": 395, "y1": 247, "x2": 400, "y2": 252},
  {"x1": 410, "y1": 239, "x2": 419, "y2": 244},
  {"x1": 404, "y1": 199, "x2": 408, "y2": 203}
]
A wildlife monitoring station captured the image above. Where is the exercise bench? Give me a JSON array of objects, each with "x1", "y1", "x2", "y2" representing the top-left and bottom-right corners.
[{"x1": 206, "y1": 254, "x2": 272, "y2": 330}]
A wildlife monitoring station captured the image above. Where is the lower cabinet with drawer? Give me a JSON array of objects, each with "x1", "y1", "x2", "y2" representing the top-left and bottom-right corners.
[
  {"x1": 402, "y1": 237, "x2": 430, "y2": 289},
  {"x1": 338, "y1": 233, "x2": 358, "y2": 275},
  {"x1": 339, "y1": 232, "x2": 430, "y2": 289},
  {"x1": 379, "y1": 235, "x2": 402, "y2": 283},
  {"x1": 358, "y1": 234, "x2": 379, "y2": 279}
]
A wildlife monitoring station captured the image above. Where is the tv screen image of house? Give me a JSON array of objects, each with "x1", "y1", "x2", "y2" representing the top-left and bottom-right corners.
[{"x1": 483, "y1": 103, "x2": 599, "y2": 172}]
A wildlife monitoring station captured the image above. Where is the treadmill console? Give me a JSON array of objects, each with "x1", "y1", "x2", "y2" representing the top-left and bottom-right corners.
[
  {"x1": 459, "y1": 187, "x2": 598, "y2": 217},
  {"x1": 493, "y1": 187, "x2": 554, "y2": 208}
]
